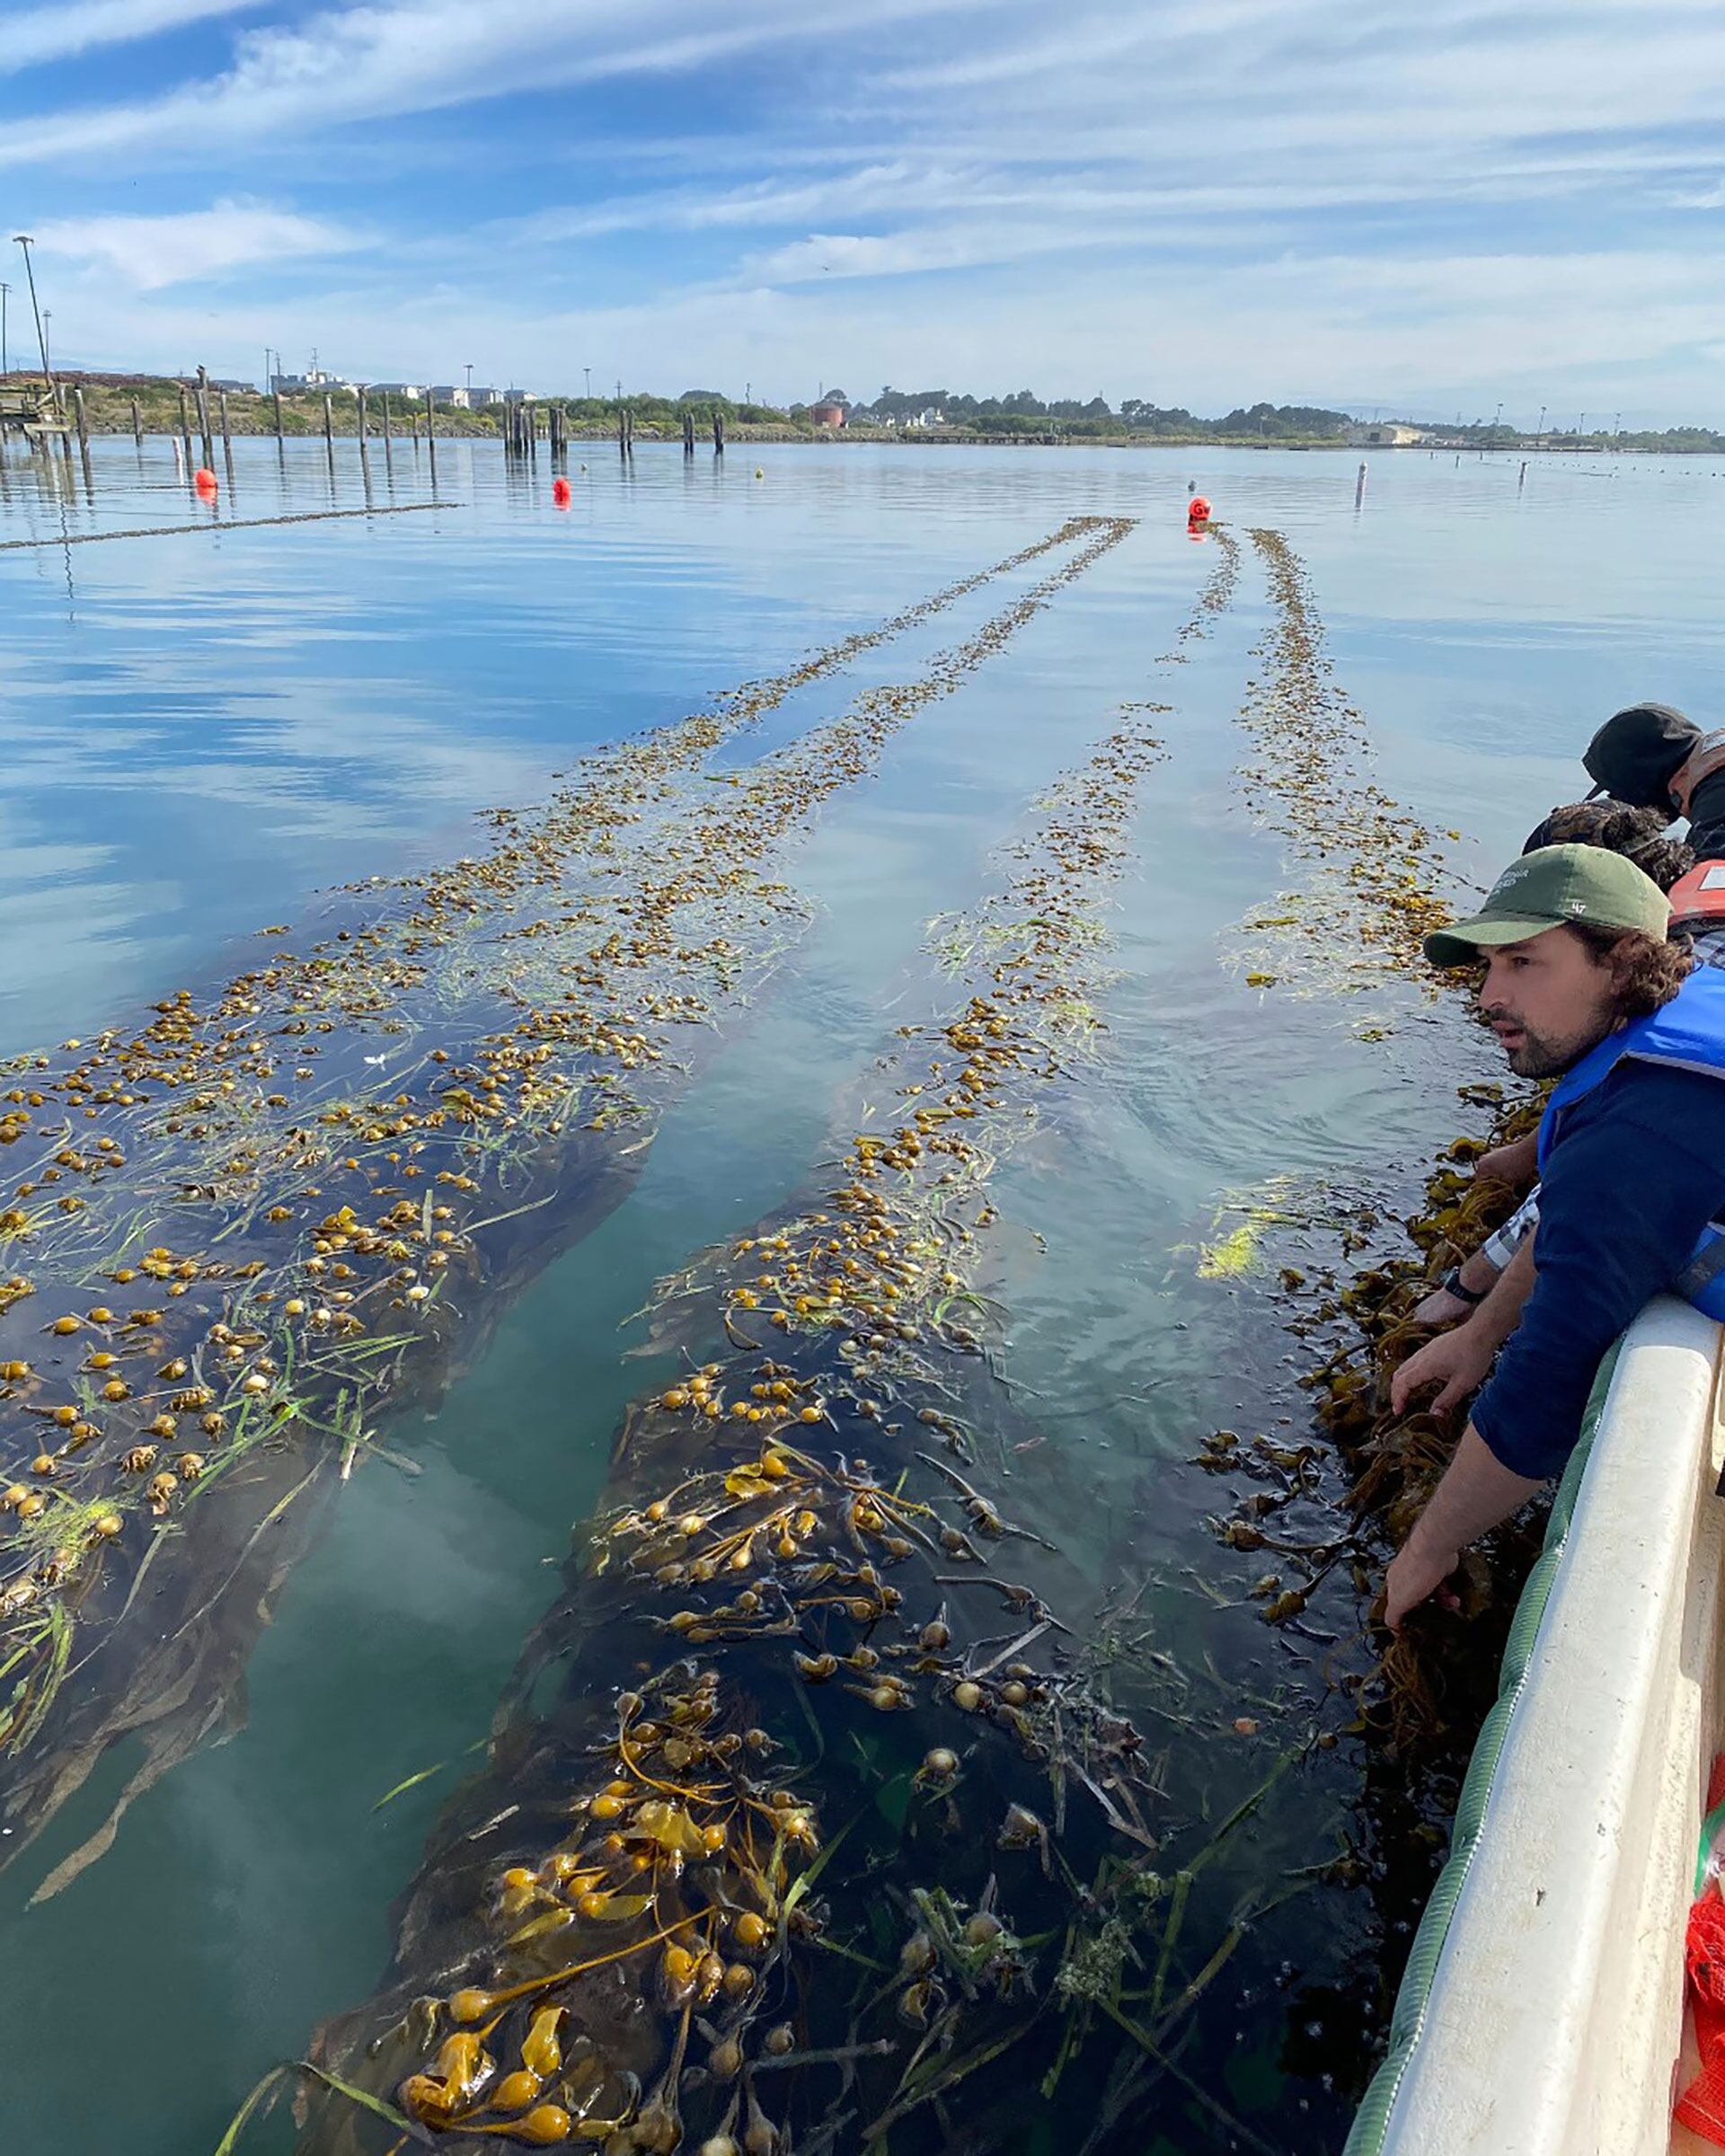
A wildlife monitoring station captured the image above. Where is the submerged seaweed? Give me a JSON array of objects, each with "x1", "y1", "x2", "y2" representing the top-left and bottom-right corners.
[
  {"x1": 0, "y1": 516, "x2": 1136, "y2": 1878},
  {"x1": 278, "y1": 575, "x2": 1298, "y2": 2156}
]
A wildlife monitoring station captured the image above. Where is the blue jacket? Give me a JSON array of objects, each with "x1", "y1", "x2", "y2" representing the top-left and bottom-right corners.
[
  {"x1": 1537, "y1": 964, "x2": 1725, "y2": 1321},
  {"x1": 1473, "y1": 967, "x2": 1725, "y2": 1479}
]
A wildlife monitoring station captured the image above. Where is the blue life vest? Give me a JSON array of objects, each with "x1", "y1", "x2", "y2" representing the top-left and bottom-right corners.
[{"x1": 1538, "y1": 963, "x2": 1725, "y2": 1321}]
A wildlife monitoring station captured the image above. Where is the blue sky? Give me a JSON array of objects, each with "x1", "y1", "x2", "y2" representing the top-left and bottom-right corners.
[{"x1": 2, "y1": 0, "x2": 1723, "y2": 423}]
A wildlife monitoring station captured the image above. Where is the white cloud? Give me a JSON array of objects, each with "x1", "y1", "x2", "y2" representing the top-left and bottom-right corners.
[
  {"x1": 34, "y1": 200, "x2": 366, "y2": 290},
  {"x1": 0, "y1": 0, "x2": 261, "y2": 76},
  {"x1": 4, "y1": 0, "x2": 1725, "y2": 420},
  {"x1": 0, "y1": 0, "x2": 990, "y2": 169}
]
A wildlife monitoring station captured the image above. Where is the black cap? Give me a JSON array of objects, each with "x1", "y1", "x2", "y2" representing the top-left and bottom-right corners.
[{"x1": 1581, "y1": 702, "x2": 1702, "y2": 811}]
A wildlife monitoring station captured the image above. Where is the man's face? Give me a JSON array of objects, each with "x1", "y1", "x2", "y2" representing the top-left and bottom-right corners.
[{"x1": 1477, "y1": 926, "x2": 1623, "y2": 1077}]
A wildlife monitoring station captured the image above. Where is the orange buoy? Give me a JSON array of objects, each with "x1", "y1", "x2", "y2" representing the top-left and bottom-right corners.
[
  {"x1": 553, "y1": 477, "x2": 571, "y2": 508},
  {"x1": 193, "y1": 467, "x2": 218, "y2": 494},
  {"x1": 1187, "y1": 494, "x2": 1211, "y2": 525}
]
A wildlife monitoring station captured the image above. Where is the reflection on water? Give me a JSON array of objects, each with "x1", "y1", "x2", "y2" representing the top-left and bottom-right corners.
[{"x1": 1, "y1": 434, "x2": 1721, "y2": 2152}]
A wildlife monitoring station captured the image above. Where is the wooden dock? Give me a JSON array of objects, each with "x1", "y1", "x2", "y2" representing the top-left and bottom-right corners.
[{"x1": 0, "y1": 384, "x2": 68, "y2": 439}]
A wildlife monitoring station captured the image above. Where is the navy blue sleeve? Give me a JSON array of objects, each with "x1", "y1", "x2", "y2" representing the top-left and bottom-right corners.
[{"x1": 1473, "y1": 1061, "x2": 1725, "y2": 1480}]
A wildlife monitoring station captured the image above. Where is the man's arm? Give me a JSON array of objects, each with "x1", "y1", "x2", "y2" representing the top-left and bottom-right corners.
[
  {"x1": 1384, "y1": 1427, "x2": 1543, "y2": 1629},
  {"x1": 1475, "y1": 1132, "x2": 1539, "y2": 1188},
  {"x1": 1392, "y1": 1233, "x2": 1537, "y2": 1417},
  {"x1": 1384, "y1": 1063, "x2": 1725, "y2": 1625}
]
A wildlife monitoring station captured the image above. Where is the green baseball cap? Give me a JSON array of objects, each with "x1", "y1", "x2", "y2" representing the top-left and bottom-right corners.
[{"x1": 1423, "y1": 843, "x2": 1671, "y2": 966}]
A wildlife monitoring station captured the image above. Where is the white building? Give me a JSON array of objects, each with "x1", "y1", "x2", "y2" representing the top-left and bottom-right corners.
[
  {"x1": 369, "y1": 382, "x2": 426, "y2": 400},
  {"x1": 1346, "y1": 421, "x2": 1427, "y2": 446},
  {"x1": 270, "y1": 367, "x2": 359, "y2": 396}
]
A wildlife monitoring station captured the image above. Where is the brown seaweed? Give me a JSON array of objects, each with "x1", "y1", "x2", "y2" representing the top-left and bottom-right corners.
[{"x1": 0, "y1": 517, "x2": 1136, "y2": 1877}]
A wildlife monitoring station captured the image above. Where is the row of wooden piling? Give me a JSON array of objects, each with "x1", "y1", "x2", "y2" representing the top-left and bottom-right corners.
[{"x1": 49, "y1": 371, "x2": 734, "y2": 460}]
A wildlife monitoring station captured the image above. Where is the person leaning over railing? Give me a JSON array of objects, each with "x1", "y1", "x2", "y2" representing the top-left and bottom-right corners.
[
  {"x1": 1383, "y1": 844, "x2": 1725, "y2": 1630},
  {"x1": 1408, "y1": 798, "x2": 1696, "y2": 1337}
]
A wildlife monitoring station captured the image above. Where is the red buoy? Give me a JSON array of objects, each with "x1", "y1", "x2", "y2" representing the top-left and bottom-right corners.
[
  {"x1": 553, "y1": 476, "x2": 571, "y2": 508},
  {"x1": 1187, "y1": 494, "x2": 1211, "y2": 525},
  {"x1": 193, "y1": 467, "x2": 218, "y2": 495}
]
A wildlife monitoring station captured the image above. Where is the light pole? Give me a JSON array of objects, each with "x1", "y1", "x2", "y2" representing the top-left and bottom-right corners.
[
  {"x1": 13, "y1": 234, "x2": 52, "y2": 393},
  {"x1": 1537, "y1": 403, "x2": 1546, "y2": 437},
  {"x1": 464, "y1": 362, "x2": 473, "y2": 397},
  {"x1": 583, "y1": 366, "x2": 591, "y2": 401},
  {"x1": 1493, "y1": 401, "x2": 1503, "y2": 429}
]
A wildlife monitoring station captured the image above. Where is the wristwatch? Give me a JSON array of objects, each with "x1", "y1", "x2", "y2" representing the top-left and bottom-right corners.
[{"x1": 1439, "y1": 1266, "x2": 1486, "y2": 1306}]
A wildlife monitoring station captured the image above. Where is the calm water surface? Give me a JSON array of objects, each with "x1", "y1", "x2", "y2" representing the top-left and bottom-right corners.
[{"x1": 1, "y1": 436, "x2": 1721, "y2": 2154}]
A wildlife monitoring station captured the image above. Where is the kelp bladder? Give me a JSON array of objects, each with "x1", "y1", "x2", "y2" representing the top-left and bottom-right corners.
[
  {"x1": 0, "y1": 516, "x2": 1137, "y2": 1879},
  {"x1": 291, "y1": 641, "x2": 1292, "y2": 2156}
]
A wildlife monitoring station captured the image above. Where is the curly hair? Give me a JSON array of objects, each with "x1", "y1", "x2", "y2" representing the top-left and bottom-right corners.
[
  {"x1": 1567, "y1": 922, "x2": 1694, "y2": 1017},
  {"x1": 1523, "y1": 800, "x2": 1695, "y2": 893}
]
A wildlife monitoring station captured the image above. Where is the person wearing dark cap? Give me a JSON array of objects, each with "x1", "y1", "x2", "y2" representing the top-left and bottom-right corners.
[
  {"x1": 1580, "y1": 700, "x2": 1725, "y2": 866},
  {"x1": 1383, "y1": 844, "x2": 1725, "y2": 1630}
]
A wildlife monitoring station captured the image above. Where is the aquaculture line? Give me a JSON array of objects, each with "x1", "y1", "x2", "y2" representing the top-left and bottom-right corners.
[
  {"x1": 1231, "y1": 530, "x2": 1449, "y2": 1007},
  {"x1": 0, "y1": 516, "x2": 1133, "y2": 1879},
  {"x1": 288, "y1": 703, "x2": 1283, "y2": 2156}
]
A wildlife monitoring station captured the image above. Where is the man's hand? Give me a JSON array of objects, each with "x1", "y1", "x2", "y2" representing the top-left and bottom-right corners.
[
  {"x1": 1475, "y1": 1134, "x2": 1539, "y2": 1188},
  {"x1": 1390, "y1": 1322, "x2": 1497, "y2": 1418},
  {"x1": 1384, "y1": 1530, "x2": 1461, "y2": 1630}
]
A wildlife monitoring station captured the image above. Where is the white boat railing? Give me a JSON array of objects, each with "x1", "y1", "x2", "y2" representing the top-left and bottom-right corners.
[{"x1": 1349, "y1": 1296, "x2": 1724, "y2": 2156}]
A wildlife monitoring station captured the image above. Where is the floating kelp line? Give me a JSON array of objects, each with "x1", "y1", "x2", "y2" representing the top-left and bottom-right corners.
[
  {"x1": 0, "y1": 517, "x2": 1134, "y2": 1875},
  {"x1": 291, "y1": 714, "x2": 1295, "y2": 2156},
  {"x1": 1159, "y1": 524, "x2": 1240, "y2": 661},
  {"x1": 1230, "y1": 531, "x2": 1449, "y2": 1006}
]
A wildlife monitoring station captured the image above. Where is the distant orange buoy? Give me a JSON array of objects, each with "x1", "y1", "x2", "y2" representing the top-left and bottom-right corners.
[{"x1": 193, "y1": 467, "x2": 218, "y2": 494}]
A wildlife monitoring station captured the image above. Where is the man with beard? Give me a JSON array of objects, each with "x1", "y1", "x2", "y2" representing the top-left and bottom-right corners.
[{"x1": 1383, "y1": 844, "x2": 1725, "y2": 1629}]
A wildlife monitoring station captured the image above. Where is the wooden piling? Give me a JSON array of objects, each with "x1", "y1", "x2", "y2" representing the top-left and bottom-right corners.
[
  {"x1": 131, "y1": 397, "x2": 142, "y2": 445},
  {"x1": 357, "y1": 385, "x2": 368, "y2": 442},
  {"x1": 196, "y1": 365, "x2": 214, "y2": 468},
  {"x1": 218, "y1": 388, "x2": 231, "y2": 446},
  {"x1": 178, "y1": 382, "x2": 192, "y2": 454},
  {"x1": 683, "y1": 409, "x2": 695, "y2": 455},
  {"x1": 72, "y1": 384, "x2": 88, "y2": 446},
  {"x1": 323, "y1": 393, "x2": 334, "y2": 447},
  {"x1": 618, "y1": 402, "x2": 627, "y2": 455},
  {"x1": 273, "y1": 387, "x2": 284, "y2": 439},
  {"x1": 1354, "y1": 460, "x2": 1367, "y2": 508},
  {"x1": 712, "y1": 408, "x2": 725, "y2": 455}
]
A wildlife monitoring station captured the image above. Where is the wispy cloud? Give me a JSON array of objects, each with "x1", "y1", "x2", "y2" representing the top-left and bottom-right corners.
[
  {"x1": 4, "y1": 0, "x2": 1724, "y2": 420},
  {"x1": 35, "y1": 200, "x2": 366, "y2": 291},
  {"x1": 0, "y1": 0, "x2": 262, "y2": 77}
]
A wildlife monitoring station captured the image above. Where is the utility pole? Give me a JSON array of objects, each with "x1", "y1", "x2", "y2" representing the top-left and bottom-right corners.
[
  {"x1": 745, "y1": 380, "x2": 751, "y2": 406},
  {"x1": 465, "y1": 362, "x2": 473, "y2": 396},
  {"x1": 1537, "y1": 403, "x2": 1546, "y2": 437},
  {"x1": 13, "y1": 235, "x2": 52, "y2": 393},
  {"x1": 583, "y1": 366, "x2": 591, "y2": 401}
]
